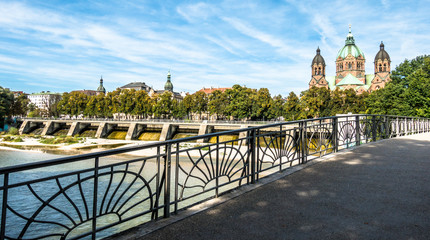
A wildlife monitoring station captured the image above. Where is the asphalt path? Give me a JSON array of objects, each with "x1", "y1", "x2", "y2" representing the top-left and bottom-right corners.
[{"x1": 119, "y1": 133, "x2": 430, "y2": 240}]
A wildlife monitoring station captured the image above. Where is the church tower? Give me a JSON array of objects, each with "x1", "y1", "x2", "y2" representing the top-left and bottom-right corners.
[
  {"x1": 370, "y1": 42, "x2": 391, "y2": 91},
  {"x1": 164, "y1": 70, "x2": 173, "y2": 92},
  {"x1": 335, "y1": 25, "x2": 366, "y2": 85},
  {"x1": 97, "y1": 76, "x2": 106, "y2": 95},
  {"x1": 309, "y1": 47, "x2": 328, "y2": 89}
]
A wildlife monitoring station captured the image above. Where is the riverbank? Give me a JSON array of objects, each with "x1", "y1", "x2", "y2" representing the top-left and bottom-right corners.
[{"x1": 0, "y1": 135, "x2": 215, "y2": 158}]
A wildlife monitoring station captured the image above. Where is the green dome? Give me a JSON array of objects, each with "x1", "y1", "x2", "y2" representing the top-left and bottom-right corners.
[
  {"x1": 97, "y1": 77, "x2": 106, "y2": 93},
  {"x1": 336, "y1": 27, "x2": 365, "y2": 60},
  {"x1": 164, "y1": 71, "x2": 173, "y2": 91}
]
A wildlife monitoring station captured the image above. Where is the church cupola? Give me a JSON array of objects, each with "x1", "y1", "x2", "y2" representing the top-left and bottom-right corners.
[
  {"x1": 312, "y1": 47, "x2": 326, "y2": 76},
  {"x1": 374, "y1": 41, "x2": 391, "y2": 73},
  {"x1": 164, "y1": 71, "x2": 173, "y2": 91},
  {"x1": 335, "y1": 25, "x2": 366, "y2": 84},
  {"x1": 97, "y1": 76, "x2": 106, "y2": 94}
]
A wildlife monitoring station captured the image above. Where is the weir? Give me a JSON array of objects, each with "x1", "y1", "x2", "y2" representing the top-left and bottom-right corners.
[{"x1": 16, "y1": 119, "x2": 274, "y2": 142}]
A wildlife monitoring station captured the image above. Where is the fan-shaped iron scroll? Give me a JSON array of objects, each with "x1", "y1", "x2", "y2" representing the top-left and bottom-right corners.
[
  {"x1": 307, "y1": 125, "x2": 333, "y2": 157},
  {"x1": 178, "y1": 140, "x2": 248, "y2": 200},
  {"x1": 257, "y1": 130, "x2": 299, "y2": 171},
  {"x1": 338, "y1": 121, "x2": 356, "y2": 148},
  {"x1": 4, "y1": 161, "x2": 159, "y2": 240}
]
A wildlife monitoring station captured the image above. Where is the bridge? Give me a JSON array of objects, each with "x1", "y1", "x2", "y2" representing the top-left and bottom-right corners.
[{"x1": 0, "y1": 115, "x2": 429, "y2": 239}]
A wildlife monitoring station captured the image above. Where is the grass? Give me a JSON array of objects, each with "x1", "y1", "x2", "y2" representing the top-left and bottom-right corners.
[
  {"x1": 39, "y1": 135, "x2": 84, "y2": 145},
  {"x1": 2, "y1": 135, "x2": 23, "y2": 142}
]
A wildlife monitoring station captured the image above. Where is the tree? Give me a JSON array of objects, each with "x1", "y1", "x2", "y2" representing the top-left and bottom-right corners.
[
  {"x1": 284, "y1": 91, "x2": 300, "y2": 120},
  {"x1": 133, "y1": 90, "x2": 152, "y2": 118},
  {"x1": 366, "y1": 55, "x2": 430, "y2": 116},
  {"x1": 224, "y1": 85, "x2": 255, "y2": 120},
  {"x1": 0, "y1": 87, "x2": 14, "y2": 129},
  {"x1": 182, "y1": 94, "x2": 194, "y2": 120},
  {"x1": 10, "y1": 94, "x2": 30, "y2": 116},
  {"x1": 270, "y1": 94, "x2": 285, "y2": 120},
  {"x1": 208, "y1": 90, "x2": 227, "y2": 120},
  {"x1": 251, "y1": 88, "x2": 273, "y2": 120},
  {"x1": 153, "y1": 91, "x2": 173, "y2": 118},
  {"x1": 192, "y1": 91, "x2": 208, "y2": 119},
  {"x1": 298, "y1": 87, "x2": 331, "y2": 119}
]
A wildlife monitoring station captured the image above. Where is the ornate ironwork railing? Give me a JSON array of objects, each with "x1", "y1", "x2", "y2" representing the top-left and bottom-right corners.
[{"x1": 1, "y1": 115, "x2": 429, "y2": 239}]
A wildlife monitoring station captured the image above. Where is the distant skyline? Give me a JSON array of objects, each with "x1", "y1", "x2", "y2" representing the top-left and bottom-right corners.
[{"x1": 0, "y1": 0, "x2": 429, "y2": 96}]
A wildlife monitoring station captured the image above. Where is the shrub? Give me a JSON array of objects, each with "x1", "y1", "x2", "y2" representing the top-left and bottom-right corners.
[
  {"x1": 12, "y1": 137, "x2": 23, "y2": 142},
  {"x1": 2, "y1": 136, "x2": 13, "y2": 141},
  {"x1": 8, "y1": 127, "x2": 19, "y2": 135}
]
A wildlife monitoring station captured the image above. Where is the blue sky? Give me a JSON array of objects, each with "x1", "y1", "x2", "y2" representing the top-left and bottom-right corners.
[{"x1": 0, "y1": 0, "x2": 429, "y2": 97}]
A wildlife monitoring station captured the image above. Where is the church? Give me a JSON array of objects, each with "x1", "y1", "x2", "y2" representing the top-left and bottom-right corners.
[{"x1": 309, "y1": 26, "x2": 391, "y2": 93}]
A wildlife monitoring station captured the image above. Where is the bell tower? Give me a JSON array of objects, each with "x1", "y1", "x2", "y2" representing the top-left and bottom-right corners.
[
  {"x1": 309, "y1": 47, "x2": 328, "y2": 89},
  {"x1": 370, "y1": 41, "x2": 391, "y2": 91}
]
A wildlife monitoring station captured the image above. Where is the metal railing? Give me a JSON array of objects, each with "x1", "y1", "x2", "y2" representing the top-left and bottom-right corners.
[{"x1": 1, "y1": 115, "x2": 429, "y2": 239}]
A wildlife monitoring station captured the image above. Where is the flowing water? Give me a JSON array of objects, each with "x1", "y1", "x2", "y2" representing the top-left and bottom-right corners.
[
  {"x1": 107, "y1": 131, "x2": 127, "y2": 140},
  {"x1": 138, "y1": 132, "x2": 161, "y2": 141},
  {"x1": 53, "y1": 128, "x2": 70, "y2": 136},
  {"x1": 0, "y1": 147, "x2": 243, "y2": 239}
]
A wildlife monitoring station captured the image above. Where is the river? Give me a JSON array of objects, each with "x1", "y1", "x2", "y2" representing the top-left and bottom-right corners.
[{"x1": 0, "y1": 147, "x2": 244, "y2": 239}]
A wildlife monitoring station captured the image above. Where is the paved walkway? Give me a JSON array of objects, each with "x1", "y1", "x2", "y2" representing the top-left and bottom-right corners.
[{"x1": 126, "y1": 133, "x2": 430, "y2": 240}]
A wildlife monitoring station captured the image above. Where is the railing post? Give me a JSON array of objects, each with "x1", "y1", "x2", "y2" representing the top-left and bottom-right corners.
[
  {"x1": 385, "y1": 116, "x2": 390, "y2": 139},
  {"x1": 152, "y1": 146, "x2": 161, "y2": 220},
  {"x1": 332, "y1": 117, "x2": 338, "y2": 152},
  {"x1": 250, "y1": 129, "x2": 256, "y2": 184},
  {"x1": 372, "y1": 116, "x2": 377, "y2": 142},
  {"x1": 175, "y1": 142, "x2": 179, "y2": 214},
  {"x1": 300, "y1": 121, "x2": 307, "y2": 164},
  {"x1": 216, "y1": 136, "x2": 219, "y2": 196},
  {"x1": 1, "y1": 173, "x2": 9, "y2": 240},
  {"x1": 279, "y1": 125, "x2": 283, "y2": 172},
  {"x1": 92, "y1": 157, "x2": 99, "y2": 240},
  {"x1": 163, "y1": 144, "x2": 171, "y2": 218},
  {"x1": 355, "y1": 115, "x2": 361, "y2": 146}
]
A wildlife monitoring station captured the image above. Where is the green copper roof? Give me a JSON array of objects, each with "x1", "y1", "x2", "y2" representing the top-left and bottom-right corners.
[
  {"x1": 336, "y1": 74, "x2": 364, "y2": 86},
  {"x1": 326, "y1": 76, "x2": 336, "y2": 90},
  {"x1": 337, "y1": 45, "x2": 365, "y2": 59},
  {"x1": 164, "y1": 71, "x2": 173, "y2": 91},
  {"x1": 336, "y1": 27, "x2": 365, "y2": 59},
  {"x1": 326, "y1": 73, "x2": 379, "y2": 91},
  {"x1": 365, "y1": 74, "x2": 374, "y2": 85}
]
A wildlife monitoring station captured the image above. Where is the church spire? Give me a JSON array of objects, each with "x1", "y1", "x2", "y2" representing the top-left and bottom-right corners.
[
  {"x1": 164, "y1": 70, "x2": 173, "y2": 91},
  {"x1": 345, "y1": 24, "x2": 355, "y2": 45},
  {"x1": 97, "y1": 75, "x2": 106, "y2": 94}
]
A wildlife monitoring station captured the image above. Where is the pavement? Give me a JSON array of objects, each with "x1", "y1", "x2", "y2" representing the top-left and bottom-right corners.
[{"x1": 116, "y1": 133, "x2": 430, "y2": 240}]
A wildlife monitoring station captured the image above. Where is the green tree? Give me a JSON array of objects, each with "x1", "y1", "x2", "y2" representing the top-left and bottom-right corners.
[
  {"x1": 366, "y1": 55, "x2": 430, "y2": 116},
  {"x1": 224, "y1": 85, "x2": 255, "y2": 120},
  {"x1": 251, "y1": 88, "x2": 273, "y2": 120},
  {"x1": 284, "y1": 91, "x2": 300, "y2": 120},
  {"x1": 270, "y1": 94, "x2": 285, "y2": 120},
  {"x1": 133, "y1": 90, "x2": 152, "y2": 118},
  {"x1": 192, "y1": 91, "x2": 208, "y2": 119},
  {"x1": 299, "y1": 87, "x2": 331, "y2": 119},
  {"x1": 10, "y1": 94, "x2": 30, "y2": 116},
  {"x1": 0, "y1": 87, "x2": 14, "y2": 129},
  {"x1": 182, "y1": 94, "x2": 194, "y2": 120},
  {"x1": 153, "y1": 91, "x2": 173, "y2": 118},
  {"x1": 208, "y1": 90, "x2": 227, "y2": 120}
]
